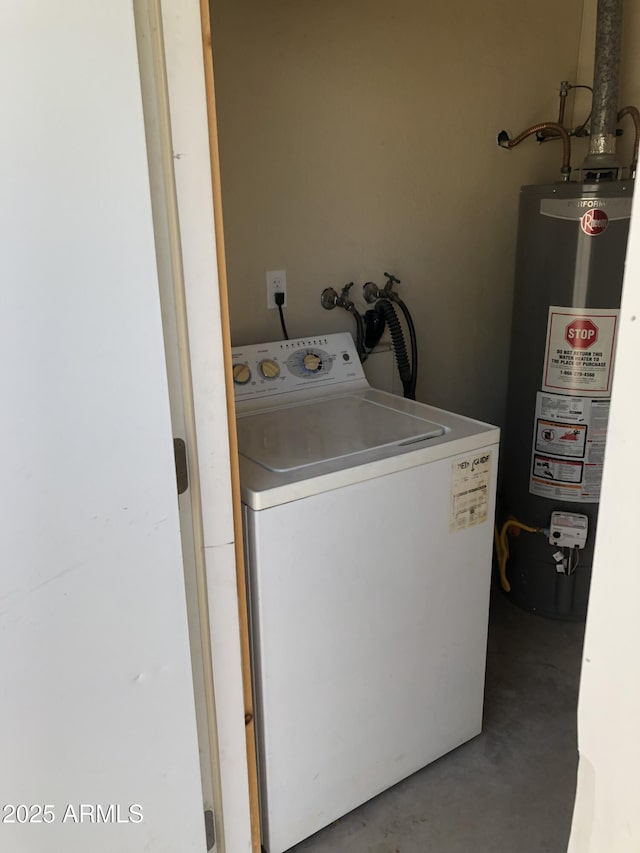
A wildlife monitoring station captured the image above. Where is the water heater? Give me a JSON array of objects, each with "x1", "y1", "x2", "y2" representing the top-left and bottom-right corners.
[{"x1": 501, "y1": 180, "x2": 633, "y2": 619}]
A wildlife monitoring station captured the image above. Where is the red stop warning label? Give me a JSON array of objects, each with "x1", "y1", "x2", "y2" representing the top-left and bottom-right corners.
[
  {"x1": 580, "y1": 208, "x2": 608, "y2": 236},
  {"x1": 565, "y1": 317, "x2": 599, "y2": 349},
  {"x1": 543, "y1": 306, "x2": 619, "y2": 395}
]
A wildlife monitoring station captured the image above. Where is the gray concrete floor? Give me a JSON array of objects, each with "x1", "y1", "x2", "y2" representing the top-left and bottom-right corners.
[{"x1": 291, "y1": 589, "x2": 585, "y2": 853}]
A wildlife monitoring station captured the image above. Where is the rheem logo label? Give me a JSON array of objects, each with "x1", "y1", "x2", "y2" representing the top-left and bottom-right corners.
[
  {"x1": 580, "y1": 209, "x2": 608, "y2": 236},
  {"x1": 565, "y1": 318, "x2": 598, "y2": 349}
]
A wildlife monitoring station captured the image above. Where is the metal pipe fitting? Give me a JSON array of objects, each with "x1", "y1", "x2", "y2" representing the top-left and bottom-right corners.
[
  {"x1": 363, "y1": 282, "x2": 382, "y2": 304},
  {"x1": 558, "y1": 80, "x2": 571, "y2": 127},
  {"x1": 320, "y1": 287, "x2": 339, "y2": 310}
]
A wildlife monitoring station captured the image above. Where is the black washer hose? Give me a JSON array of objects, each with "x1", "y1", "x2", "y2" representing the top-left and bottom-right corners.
[
  {"x1": 348, "y1": 305, "x2": 366, "y2": 361},
  {"x1": 395, "y1": 297, "x2": 418, "y2": 399},
  {"x1": 376, "y1": 300, "x2": 413, "y2": 399}
]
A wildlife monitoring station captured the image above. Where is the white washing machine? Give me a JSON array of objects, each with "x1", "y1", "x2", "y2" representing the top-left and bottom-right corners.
[{"x1": 232, "y1": 332, "x2": 499, "y2": 853}]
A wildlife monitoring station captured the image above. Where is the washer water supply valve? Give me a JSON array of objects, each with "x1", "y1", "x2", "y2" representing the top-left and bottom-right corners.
[
  {"x1": 320, "y1": 281, "x2": 354, "y2": 311},
  {"x1": 320, "y1": 282, "x2": 367, "y2": 360},
  {"x1": 321, "y1": 281, "x2": 386, "y2": 350},
  {"x1": 363, "y1": 271, "x2": 401, "y2": 304},
  {"x1": 320, "y1": 272, "x2": 418, "y2": 400},
  {"x1": 363, "y1": 273, "x2": 418, "y2": 400}
]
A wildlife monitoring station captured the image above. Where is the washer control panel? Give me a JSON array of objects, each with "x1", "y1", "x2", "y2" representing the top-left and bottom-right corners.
[{"x1": 232, "y1": 333, "x2": 365, "y2": 401}]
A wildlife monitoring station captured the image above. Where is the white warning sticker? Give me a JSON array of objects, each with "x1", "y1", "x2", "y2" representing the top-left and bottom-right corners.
[
  {"x1": 530, "y1": 392, "x2": 610, "y2": 502},
  {"x1": 535, "y1": 393, "x2": 588, "y2": 423},
  {"x1": 542, "y1": 306, "x2": 619, "y2": 396},
  {"x1": 535, "y1": 419, "x2": 587, "y2": 458},
  {"x1": 533, "y1": 454, "x2": 583, "y2": 484},
  {"x1": 450, "y1": 452, "x2": 491, "y2": 533}
]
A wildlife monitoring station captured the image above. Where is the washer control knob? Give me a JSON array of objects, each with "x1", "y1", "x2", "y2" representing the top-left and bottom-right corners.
[
  {"x1": 303, "y1": 353, "x2": 322, "y2": 372},
  {"x1": 232, "y1": 363, "x2": 251, "y2": 385},
  {"x1": 259, "y1": 359, "x2": 280, "y2": 379}
]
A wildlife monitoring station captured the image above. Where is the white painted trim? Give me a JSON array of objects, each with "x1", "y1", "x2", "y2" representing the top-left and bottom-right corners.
[
  {"x1": 159, "y1": 2, "x2": 253, "y2": 851},
  {"x1": 568, "y1": 146, "x2": 640, "y2": 853},
  {"x1": 133, "y1": 0, "x2": 226, "y2": 839}
]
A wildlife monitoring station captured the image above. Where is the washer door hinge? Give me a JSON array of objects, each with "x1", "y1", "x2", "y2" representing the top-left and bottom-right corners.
[
  {"x1": 174, "y1": 438, "x2": 189, "y2": 495},
  {"x1": 204, "y1": 808, "x2": 215, "y2": 850}
]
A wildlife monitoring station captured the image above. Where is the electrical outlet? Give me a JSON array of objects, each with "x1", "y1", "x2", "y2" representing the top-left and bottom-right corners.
[{"x1": 266, "y1": 269, "x2": 287, "y2": 309}]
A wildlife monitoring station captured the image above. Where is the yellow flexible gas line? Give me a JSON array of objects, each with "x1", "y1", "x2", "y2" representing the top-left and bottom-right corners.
[{"x1": 495, "y1": 519, "x2": 543, "y2": 593}]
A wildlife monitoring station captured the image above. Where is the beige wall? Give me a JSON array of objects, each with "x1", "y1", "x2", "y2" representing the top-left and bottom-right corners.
[{"x1": 211, "y1": 0, "x2": 585, "y2": 426}]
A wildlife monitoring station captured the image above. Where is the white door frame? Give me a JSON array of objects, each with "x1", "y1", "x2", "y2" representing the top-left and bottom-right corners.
[
  {"x1": 133, "y1": 0, "x2": 224, "y2": 845},
  {"x1": 134, "y1": 2, "x2": 255, "y2": 851}
]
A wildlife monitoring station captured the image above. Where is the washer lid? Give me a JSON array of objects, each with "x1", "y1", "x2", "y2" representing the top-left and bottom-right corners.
[{"x1": 236, "y1": 394, "x2": 445, "y2": 473}]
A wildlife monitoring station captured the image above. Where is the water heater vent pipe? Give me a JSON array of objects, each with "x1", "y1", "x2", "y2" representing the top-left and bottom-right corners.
[{"x1": 584, "y1": 0, "x2": 623, "y2": 170}]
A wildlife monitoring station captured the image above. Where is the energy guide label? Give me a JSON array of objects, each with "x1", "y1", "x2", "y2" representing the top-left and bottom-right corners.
[{"x1": 449, "y1": 452, "x2": 491, "y2": 533}]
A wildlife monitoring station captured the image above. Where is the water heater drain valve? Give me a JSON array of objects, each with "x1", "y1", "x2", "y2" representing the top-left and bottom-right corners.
[{"x1": 548, "y1": 512, "x2": 589, "y2": 549}]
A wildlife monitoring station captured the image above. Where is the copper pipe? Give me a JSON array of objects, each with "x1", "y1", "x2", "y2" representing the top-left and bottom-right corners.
[
  {"x1": 538, "y1": 82, "x2": 571, "y2": 143},
  {"x1": 498, "y1": 122, "x2": 572, "y2": 180},
  {"x1": 617, "y1": 105, "x2": 640, "y2": 176}
]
